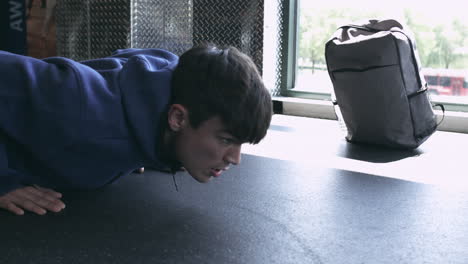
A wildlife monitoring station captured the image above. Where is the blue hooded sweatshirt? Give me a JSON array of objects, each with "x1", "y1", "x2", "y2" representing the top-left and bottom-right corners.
[{"x1": 0, "y1": 48, "x2": 179, "y2": 195}]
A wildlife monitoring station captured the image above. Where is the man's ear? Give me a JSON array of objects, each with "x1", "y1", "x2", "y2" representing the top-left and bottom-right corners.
[{"x1": 167, "y1": 104, "x2": 189, "y2": 132}]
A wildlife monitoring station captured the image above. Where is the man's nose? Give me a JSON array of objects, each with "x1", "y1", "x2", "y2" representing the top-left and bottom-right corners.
[{"x1": 225, "y1": 144, "x2": 242, "y2": 165}]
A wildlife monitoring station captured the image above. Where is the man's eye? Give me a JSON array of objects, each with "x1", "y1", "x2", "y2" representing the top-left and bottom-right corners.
[{"x1": 220, "y1": 137, "x2": 234, "y2": 144}]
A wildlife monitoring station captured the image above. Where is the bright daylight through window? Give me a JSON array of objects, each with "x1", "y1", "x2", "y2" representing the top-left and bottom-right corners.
[{"x1": 294, "y1": 0, "x2": 468, "y2": 111}]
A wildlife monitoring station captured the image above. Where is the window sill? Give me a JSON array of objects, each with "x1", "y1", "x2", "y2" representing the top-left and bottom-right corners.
[{"x1": 273, "y1": 96, "x2": 468, "y2": 134}]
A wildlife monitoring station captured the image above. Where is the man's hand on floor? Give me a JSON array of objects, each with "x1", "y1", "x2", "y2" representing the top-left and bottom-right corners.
[{"x1": 0, "y1": 185, "x2": 65, "y2": 215}]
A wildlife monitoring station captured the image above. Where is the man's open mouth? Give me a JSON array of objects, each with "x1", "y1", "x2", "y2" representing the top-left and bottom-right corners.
[{"x1": 210, "y1": 168, "x2": 228, "y2": 177}]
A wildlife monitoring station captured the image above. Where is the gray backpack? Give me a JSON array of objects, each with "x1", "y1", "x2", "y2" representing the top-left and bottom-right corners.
[{"x1": 325, "y1": 19, "x2": 442, "y2": 149}]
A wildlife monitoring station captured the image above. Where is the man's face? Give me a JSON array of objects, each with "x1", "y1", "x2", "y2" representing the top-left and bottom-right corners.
[{"x1": 174, "y1": 116, "x2": 242, "y2": 183}]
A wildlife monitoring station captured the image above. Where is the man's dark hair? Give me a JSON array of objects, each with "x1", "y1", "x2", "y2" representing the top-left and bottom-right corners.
[{"x1": 171, "y1": 44, "x2": 272, "y2": 144}]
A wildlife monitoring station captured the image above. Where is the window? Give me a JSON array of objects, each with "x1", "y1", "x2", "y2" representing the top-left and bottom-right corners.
[{"x1": 283, "y1": 0, "x2": 468, "y2": 112}]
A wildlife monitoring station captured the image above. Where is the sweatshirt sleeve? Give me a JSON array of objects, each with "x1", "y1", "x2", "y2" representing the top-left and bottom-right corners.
[
  {"x1": 0, "y1": 49, "x2": 177, "y2": 192},
  {"x1": 0, "y1": 50, "x2": 95, "y2": 194},
  {"x1": 0, "y1": 135, "x2": 23, "y2": 196}
]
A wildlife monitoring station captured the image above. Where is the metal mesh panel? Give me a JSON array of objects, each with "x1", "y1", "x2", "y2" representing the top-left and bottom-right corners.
[
  {"x1": 276, "y1": 0, "x2": 290, "y2": 96},
  {"x1": 263, "y1": 0, "x2": 287, "y2": 95},
  {"x1": 89, "y1": 0, "x2": 131, "y2": 58},
  {"x1": 56, "y1": 0, "x2": 91, "y2": 61},
  {"x1": 56, "y1": 0, "x2": 131, "y2": 61},
  {"x1": 130, "y1": 0, "x2": 193, "y2": 55},
  {"x1": 192, "y1": 0, "x2": 264, "y2": 73},
  {"x1": 56, "y1": 0, "x2": 264, "y2": 66},
  {"x1": 54, "y1": 0, "x2": 291, "y2": 94}
]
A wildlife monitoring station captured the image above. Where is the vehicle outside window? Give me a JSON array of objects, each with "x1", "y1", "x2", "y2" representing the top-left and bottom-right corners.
[{"x1": 423, "y1": 68, "x2": 468, "y2": 96}]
